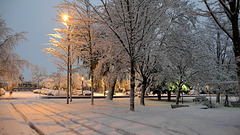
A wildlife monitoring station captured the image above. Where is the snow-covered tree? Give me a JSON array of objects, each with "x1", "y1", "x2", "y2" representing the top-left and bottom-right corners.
[
  {"x1": 163, "y1": 30, "x2": 211, "y2": 105},
  {"x1": 136, "y1": 52, "x2": 163, "y2": 105},
  {"x1": 43, "y1": 28, "x2": 78, "y2": 72},
  {"x1": 202, "y1": 16, "x2": 238, "y2": 105},
  {"x1": 30, "y1": 64, "x2": 48, "y2": 87},
  {"x1": 43, "y1": 7, "x2": 81, "y2": 103},
  {"x1": 0, "y1": 17, "x2": 30, "y2": 83},
  {"x1": 94, "y1": 40, "x2": 129, "y2": 100},
  {"x1": 41, "y1": 71, "x2": 67, "y2": 90},
  {"x1": 146, "y1": 0, "x2": 210, "y2": 105},
  {"x1": 50, "y1": 71, "x2": 62, "y2": 90},
  {"x1": 134, "y1": 0, "x2": 200, "y2": 106},
  {"x1": 202, "y1": 0, "x2": 240, "y2": 100},
  {"x1": 85, "y1": 0, "x2": 174, "y2": 111},
  {"x1": 56, "y1": 0, "x2": 105, "y2": 105}
]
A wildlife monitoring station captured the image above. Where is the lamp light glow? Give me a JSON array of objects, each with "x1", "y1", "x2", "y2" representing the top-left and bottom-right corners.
[{"x1": 62, "y1": 14, "x2": 69, "y2": 22}]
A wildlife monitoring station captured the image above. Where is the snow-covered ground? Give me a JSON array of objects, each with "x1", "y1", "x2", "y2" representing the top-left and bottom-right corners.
[{"x1": 1, "y1": 92, "x2": 240, "y2": 135}]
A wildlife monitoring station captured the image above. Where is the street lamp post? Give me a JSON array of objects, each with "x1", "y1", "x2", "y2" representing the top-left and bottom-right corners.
[
  {"x1": 81, "y1": 75, "x2": 84, "y2": 95},
  {"x1": 63, "y1": 14, "x2": 70, "y2": 104}
]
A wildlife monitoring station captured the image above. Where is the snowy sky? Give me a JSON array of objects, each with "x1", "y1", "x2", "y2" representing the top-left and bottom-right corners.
[
  {"x1": 0, "y1": 0, "x2": 204, "y2": 81},
  {"x1": 0, "y1": 0, "x2": 100, "y2": 81}
]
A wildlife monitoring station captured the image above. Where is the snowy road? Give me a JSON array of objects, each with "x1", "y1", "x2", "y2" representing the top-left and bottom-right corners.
[{"x1": 1, "y1": 92, "x2": 240, "y2": 135}]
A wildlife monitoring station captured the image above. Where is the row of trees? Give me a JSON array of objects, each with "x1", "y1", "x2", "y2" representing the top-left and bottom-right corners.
[
  {"x1": 30, "y1": 64, "x2": 87, "y2": 90},
  {"x1": 43, "y1": 0, "x2": 239, "y2": 111}
]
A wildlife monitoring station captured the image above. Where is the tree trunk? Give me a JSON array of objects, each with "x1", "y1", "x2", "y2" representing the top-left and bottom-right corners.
[
  {"x1": 140, "y1": 78, "x2": 147, "y2": 106},
  {"x1": 103, "y1": 82, "x2": 106, "y2": 97},
  {"x1": 230, "y1": 31, "x2": 240, "y2": 99},
  {"x1": 157, "y1": 91, "x2": 161, "y2": 100},
  {"x1": 58, "y1": 73, "x2": 61, "y2": 90},
  {"x1": 176, "y1": 87, "x2": 182, "y2": 105},
  {"x1": 106, "y1": 76, "x2": 117, "y2": 100},
  {"x1": 70, "y1": 63, "x2": 72, "y2": 102},
  {"x1": 181, "y1": 92, "x2": 184, "y2": 104},
  {"x1": 90, "y1": 57, "x2": 94, "y2": 105},
  {"x1": 224, "y1": 94, "x2": 229, "y2": 107},
  {"x1": 230, "y1": 1, "x2": 240, "y2": 100},
  {"x1": 67, "y1": 44, "x2": 70, "y2": 104},
  {"x1": 167, "y1": 90, "x2": 171, "y2": 101},
  {"x1": 130, "y1": 59, "x2": 135, "y2": 111},
  {"x1": 234, "y1": 52, "x2": 240, "y2": 100},
  {"x1": 91, "y1": 70, "x2": 94, "y2": 105},
  {"x1": 216, "y1": 89, "x2": 220, "y2": 103}
]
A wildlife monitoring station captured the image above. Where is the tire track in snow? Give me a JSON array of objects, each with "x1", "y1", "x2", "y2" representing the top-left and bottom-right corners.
[
  {"x1": 10, "y1": 102, "x2": 44, "y2": 135},
  {"x1": 37, "y1": 102, "x2": 136, "y2": 135},
  {"x1": 22, "y1": 102, "x2": 105, "y2": 135},
  {"x1": 39, "y1": 101, "x2": 187, "y2": 135},
  {"x1": 12, "y1": 102, "x2": 91, "y2": 135}
]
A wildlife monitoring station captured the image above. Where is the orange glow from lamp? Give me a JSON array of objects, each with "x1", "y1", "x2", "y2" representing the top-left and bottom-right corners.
[{"x1": 62, "y1": 14, "x2": 69, "y2": 22}]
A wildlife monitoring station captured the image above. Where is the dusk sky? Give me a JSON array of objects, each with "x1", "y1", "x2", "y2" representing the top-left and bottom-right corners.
[
  {"x1": 0, "y1": 0, "x2": 63, "y2": 81},
  {"x1": 0, "y1": 0, "x2": 100, "y2": 81}
]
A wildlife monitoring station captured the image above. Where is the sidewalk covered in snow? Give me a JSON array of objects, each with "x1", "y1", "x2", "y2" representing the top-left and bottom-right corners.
[{"x1": 0, "y1": 92, "x2": 240, "y2": 135}]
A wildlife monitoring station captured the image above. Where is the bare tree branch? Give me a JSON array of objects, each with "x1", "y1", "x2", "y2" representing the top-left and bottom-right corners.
[{"x1": 204, "y1": 0, "x2": 233, "y2": 39}]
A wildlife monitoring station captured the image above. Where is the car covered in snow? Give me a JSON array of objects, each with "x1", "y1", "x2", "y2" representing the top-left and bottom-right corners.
[
  {"x1": 0, "y1": 88, "x2": 5, "y2": 96},
  {"x1": 46, "y1": 90, "x2": 56, "y2": 96},
  {"x1": 104, "y1": 91, "x2": 116, "y2": 95},
  {"x1": 33, "y1": 89, "x2": 41, "y2": 94},
  {"x1": 44, "y1": 89, "x2": 51, "y2": 95},
  {"x1": 52, "y1": 90, "x2": 67, "y2": 96},
  {"x1": 124, "y1": 90, "x2": 139, "y2": 96},
  {"x1": 83, "y1": 90, "x2": 91, "y2": 96},
  {"x1": 73, "y1": 90, "x2": 83, "y2": 95},
  {"x1": 41, "y1": 89, "x2": 47, "y2": 94}
]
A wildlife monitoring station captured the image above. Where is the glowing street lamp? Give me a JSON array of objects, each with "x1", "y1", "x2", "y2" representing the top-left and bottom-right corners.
[
  {"x1": 81, "y1": 75, "x2": 84, "y2": 95},
  {"x1": 81, "y1": 75, "x2": 84, "y2": 81},
  {"x1": 62, "y1": 14, "x2": 69, "y2": 22}
]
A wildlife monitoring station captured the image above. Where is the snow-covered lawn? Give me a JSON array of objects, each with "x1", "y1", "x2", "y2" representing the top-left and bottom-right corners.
[
  {"x1": 1, "y1": 91, "x2": 41, "y2": 99},
  {"x1": 1, "y1": 92, "x2": 240, "y2": 135}
]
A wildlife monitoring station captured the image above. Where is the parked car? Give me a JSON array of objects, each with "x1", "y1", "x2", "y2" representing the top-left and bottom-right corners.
[
  {"x1": 44, "y1": 89, "x2": 51, "y2": 95},
  {"x1": 104, "y1": 91, "x2": 116, "y2": 95},
  {"x1": 41, "y1": 88, "x2": 46, "y2": 94},
  {"x1": 0, "y1": 88, "x2": 5, "y2": 96},
  {"x1": 124, "y1": 90, "x2": 139, "y2": 96},
  {"x1": 125, "y1": 90, "x2": 130, "y2": 95},
  {"x1": 73, "y1": 90, "x2": 83, "y2": 95},
  {"x1": 33, "y1": 89, "x2": 41, "y2": 94},
  {"x1": 52, "y1": 90, "x2": 67, "y2": 96},
  {"x1": 46, "y1": 90, "x2": 56, "y2": 96},
  {"x1": 83, "y1": 90, "x2": 91, "y2": 96}
]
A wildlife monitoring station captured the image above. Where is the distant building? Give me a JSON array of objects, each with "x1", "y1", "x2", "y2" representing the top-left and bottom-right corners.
[{"x1": 12, "y1": 81, "x2": 39, "y2": 91}]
